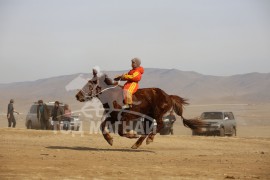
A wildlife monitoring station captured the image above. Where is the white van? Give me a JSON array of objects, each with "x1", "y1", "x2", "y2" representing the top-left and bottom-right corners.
[{"x1": 25, "y1": 102, "x2": 81, "y2": 131}]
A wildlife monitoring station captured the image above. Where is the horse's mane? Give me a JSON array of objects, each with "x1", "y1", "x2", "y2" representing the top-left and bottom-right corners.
[{"x1": 103, "y1": 74, "x2": 115, "y2": 85}]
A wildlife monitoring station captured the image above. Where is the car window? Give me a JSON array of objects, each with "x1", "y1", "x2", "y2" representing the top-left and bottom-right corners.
[
  {"x1": 30, "y1": 105, "x2": 37, "y2": 113},
  {"x1": 201, "y1": 112, "x2": 223, "y2": 120},
  {"x1": 226, "y1": 112, "x2": 234, "y2": 120}
]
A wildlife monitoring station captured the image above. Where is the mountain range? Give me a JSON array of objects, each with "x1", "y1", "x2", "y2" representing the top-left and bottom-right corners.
[{"x1": 0, "y1": 68, "x2": 269, "y2": 113}]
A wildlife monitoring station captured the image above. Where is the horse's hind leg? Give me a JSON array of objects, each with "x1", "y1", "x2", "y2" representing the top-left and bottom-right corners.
[
  {"x1": 146, "y1": 118, "x2": 163, "y2": 145},
  {"x1": 100, "y1": 119, "x2": 114, "y2": 146},
  {"x1": 131, "y1": 135, "x2": 147, "y2": 149},
  {"x1": 146, "y1": 134, "x2": 155, "y2": 145}
]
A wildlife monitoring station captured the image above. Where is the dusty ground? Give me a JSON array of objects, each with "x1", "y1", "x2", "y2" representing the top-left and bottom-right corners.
[
  {"x1": 0, "y1": 103, "x2": 270, "y2": 179},
  {"x1": 0, "y1": 127, "x2": 269, "y2": 180}
]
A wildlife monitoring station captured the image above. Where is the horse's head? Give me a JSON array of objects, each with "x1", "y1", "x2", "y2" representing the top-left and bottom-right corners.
[
  {"x1": 75, "y1": 74, "x2": 101, "y2": 102},
  {"x1": 76, "y1": 74, "x2": 114, "y2": 102}
]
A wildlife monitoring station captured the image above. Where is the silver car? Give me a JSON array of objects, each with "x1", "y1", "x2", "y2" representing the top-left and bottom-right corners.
[
  {"x1": 192, "y1": 111, "x2": 237, "y2": 136},
  {"x1": 25, "y1": 102, "x2": 81, "y2": 131}
]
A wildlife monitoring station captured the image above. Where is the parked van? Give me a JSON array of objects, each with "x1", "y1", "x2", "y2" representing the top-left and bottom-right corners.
[{"x1": 25, "y1": 102, "x2": 81, "y2": 131}]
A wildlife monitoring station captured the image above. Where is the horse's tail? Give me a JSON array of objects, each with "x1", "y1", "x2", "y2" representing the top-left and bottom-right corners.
[
  {"x1": 181, "y1": 117, "x2": 205, "y2": 130},
  {"x1": 170, "y1": 95, "x2": 189, "y2": 116},
  {"x1": 170, "y1": 95, "x2": 205, "y2": 130}
]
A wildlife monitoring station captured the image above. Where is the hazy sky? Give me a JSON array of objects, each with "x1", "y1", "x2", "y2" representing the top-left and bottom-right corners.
[{"x1": 0, "y1": 0, "x2": 269, "y2": 83}]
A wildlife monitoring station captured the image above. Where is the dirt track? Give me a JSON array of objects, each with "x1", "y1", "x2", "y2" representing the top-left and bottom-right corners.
[{"x1": 0, "y1": 128, "x2": 269, "y2": 180}]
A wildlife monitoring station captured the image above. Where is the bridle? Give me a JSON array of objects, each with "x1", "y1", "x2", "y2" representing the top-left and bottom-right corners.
[{"x1": 79, "y1": 78, "x2": 120, "y2": 100}]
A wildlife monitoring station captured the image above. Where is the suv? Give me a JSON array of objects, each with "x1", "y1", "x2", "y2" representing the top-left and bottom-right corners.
[
  {"x1": 159, "y1": 119, "x2": 174, "y2": 135},
  {"x1": 192, "y1": 111, "x2": 236, "y2": 136},
  {"x1": 25, "y1": 102, "x2": 81, "y2": 131}
]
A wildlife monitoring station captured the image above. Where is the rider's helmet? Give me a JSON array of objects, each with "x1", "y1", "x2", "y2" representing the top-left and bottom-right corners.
[{"x1": 131, "y1": 58, "x2": 141, "y2": 68}]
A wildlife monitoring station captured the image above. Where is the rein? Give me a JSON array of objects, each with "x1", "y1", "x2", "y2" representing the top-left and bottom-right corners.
[{"x1": 79, "y1": 79, "x2": 121, "y2": 100}]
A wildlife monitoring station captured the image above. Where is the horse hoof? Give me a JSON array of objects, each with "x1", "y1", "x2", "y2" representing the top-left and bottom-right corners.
[
  {"x1": 146, "y1": 139, "x2": 154, "y2": 145},
  {"x1": 107, "y1": 139, "x2": 113, "y2": 146},
  {"x1": 131, "y1": 144, "x2": 139, "y2": 149}
]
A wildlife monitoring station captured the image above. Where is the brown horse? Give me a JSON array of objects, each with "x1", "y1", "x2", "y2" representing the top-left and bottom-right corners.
[{"x1": 76, "y1": 73, "x2": 203, "y2": 149}]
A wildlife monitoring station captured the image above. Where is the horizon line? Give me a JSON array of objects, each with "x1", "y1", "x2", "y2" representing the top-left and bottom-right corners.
[{"x1": 0, "y1": 68, "x2": 268, "y2": 85}]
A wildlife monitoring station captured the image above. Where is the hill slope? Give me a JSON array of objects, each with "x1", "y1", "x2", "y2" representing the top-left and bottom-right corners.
[{"x1": 0, "y1": 68, "x2": 269, "y2": 112}]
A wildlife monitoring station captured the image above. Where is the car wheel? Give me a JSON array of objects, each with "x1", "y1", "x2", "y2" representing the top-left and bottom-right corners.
[
  {"x1": 27, "y1": 121, "x2": 32, "y2": 129},
  {"x1": 231, "y1": 127, "x2": 236, "y2": 136},
  {"x1": 219, "y1": 127, "x2": 225, "y2": 137}
]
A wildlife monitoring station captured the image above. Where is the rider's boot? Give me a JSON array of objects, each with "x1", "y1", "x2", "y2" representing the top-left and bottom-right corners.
[{"x1": 122, "y1": 104, "x2": 132, "y2": 109}]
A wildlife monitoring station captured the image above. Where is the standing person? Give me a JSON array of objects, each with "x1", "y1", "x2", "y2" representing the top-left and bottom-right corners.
[
  {"x1": 165, "y1": 111, "x2": 176, "y2": 135},
  {"x1": 51, "y1": 101, "x2": 63, "y2": 131},
  {"x1": 7, "y1": 99, "x2": 19, "y2": 128},
  {"x1": 63, "y1": 104, "x2": 72, "y2": 131},
  {"x1": 37, "y1": 100, "x2": 50, "y2": 130},
  {"x1": 115, "y1": 58, "x2": 144, "y2": 109}
]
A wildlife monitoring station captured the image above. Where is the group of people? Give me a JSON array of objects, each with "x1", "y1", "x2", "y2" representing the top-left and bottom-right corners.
[
  {"x1": 37, "y1": 100, "x2": 72, "y2": 131},
  {"x1": 6, "y1": 99, "x2": 72, "y2": 131}
]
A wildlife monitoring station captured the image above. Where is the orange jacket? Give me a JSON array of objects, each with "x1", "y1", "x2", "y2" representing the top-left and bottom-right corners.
[{"x1": 123, "y1": 66, "x2": 144, "y2": 83}]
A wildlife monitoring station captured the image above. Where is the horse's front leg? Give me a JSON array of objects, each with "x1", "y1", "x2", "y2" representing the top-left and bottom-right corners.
[
  {"x1": 131, "y1": 135, "x2": 147, "y2": 149},
  {"x1": 131, "y1": 118, "x2": 153, "y2": 149},
  {"x1": 146, "y1": 118, "x2": 163, "y2": 145},
  {"x1": 100, "y1": 118, "x2": 114, "y2": 146},
  {"x1": 131, "y1": 118, "x2": 158, "y2": 149}
]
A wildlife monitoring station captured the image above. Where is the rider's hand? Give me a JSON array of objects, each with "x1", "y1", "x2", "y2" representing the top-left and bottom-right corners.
[
  {"x1": 114, "y1": 75, "x2": 122, "y2": 81},
  {"x1": 121, "y1": 74, "x2": 126, "y2": 79}
]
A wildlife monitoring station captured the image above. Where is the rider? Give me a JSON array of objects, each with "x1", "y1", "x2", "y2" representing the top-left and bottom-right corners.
[
  {"x1": 92, "y1": 66, "x2": 101, "y2": 80},
  {"x1": 118, "y1": 58, "x2": 144, "y2": 109}
]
